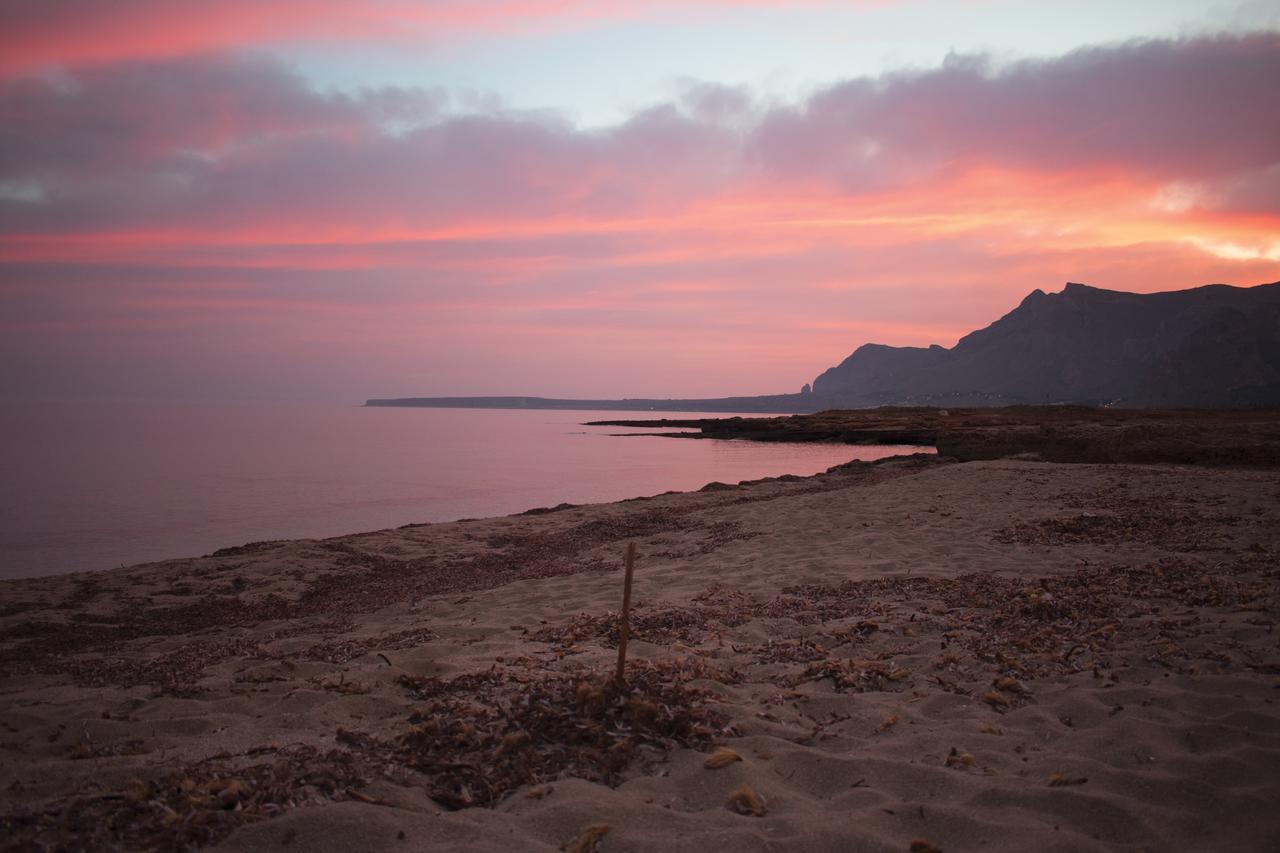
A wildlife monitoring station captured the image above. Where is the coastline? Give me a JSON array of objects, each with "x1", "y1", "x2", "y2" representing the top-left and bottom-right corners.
[
  {"x1": 0, "y1": 404, "x2": 872, "y2": 580},
  {"x1": 2, "y1": 452, "x2": 1278, "y2": 850},
  {"x1": 588, "y1": 406, "x2": 1280, "y2": 465}
]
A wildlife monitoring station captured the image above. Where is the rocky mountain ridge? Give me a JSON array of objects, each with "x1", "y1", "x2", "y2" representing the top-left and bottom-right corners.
[{"x1": 812, "y1": 281, "x2": 1280, "y2": 407}]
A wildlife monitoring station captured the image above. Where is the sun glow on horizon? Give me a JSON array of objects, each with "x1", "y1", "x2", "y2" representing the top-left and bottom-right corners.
[{"x1": 0, "y1": 3, "x2": 1277, "y2": 401}]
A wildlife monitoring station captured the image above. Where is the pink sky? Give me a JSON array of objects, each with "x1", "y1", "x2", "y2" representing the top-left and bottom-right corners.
[{"x1": 0, "y1": 4, "x2": 1277, "y2": 401}]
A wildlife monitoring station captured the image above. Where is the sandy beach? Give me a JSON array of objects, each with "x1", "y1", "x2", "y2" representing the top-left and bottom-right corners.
[
  {"x1": 9, "y1": 2, "x2": 1280, "y2": 849},
  {"x1": 2, "y1": 454, "x2": 1278, "y2": 851}
]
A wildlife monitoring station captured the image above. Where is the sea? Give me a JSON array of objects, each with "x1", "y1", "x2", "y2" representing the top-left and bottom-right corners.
[{"x1": 0, "y1": 402, "x2": 921, "y2": 579}]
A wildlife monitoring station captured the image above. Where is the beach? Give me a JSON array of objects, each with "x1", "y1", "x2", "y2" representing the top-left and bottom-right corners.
[
  {"x1": 2, "y1": 453, "x2": 1278, "y2": 851},
  {"x1": 8, "y1": 3, "x2": 1280, "y2": 849}
]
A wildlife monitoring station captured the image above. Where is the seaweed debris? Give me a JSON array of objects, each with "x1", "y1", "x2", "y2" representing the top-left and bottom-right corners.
[
  {"x1": 300, "y1": 626, "x2": 439, "y2": 665},
  {"x1": 0, "y1": 745, "x2": 370, "y2": 852},
  {"x1": 993, "y1": 509, "x2": 1240, "y2": 551},
  {"x1": 382, "y1": 659, "x2": 727, "y2": 809},
  {"x1": 533, "y1": 555, "x2": 1276, "y2": 693}
]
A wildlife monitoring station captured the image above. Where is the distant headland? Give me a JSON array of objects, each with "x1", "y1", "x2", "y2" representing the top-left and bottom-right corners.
[
  {"x1": 364, "y1": 394, "x2": 812, "y2": 413},
  {"x1": 367, "y1": 281, "x2": 1280, "y2": 412}
]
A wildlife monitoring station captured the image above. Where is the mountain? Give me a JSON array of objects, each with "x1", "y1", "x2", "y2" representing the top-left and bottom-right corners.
[
  {"x1": 369, "y1": 281, "x2": 1280, "y2": 412},
  {"x1": 364, "y1": 394, "x2": 809, "y2": 413},
  {"x1": 812, "y1": 281, "x2": 1280, "y2": 408}
]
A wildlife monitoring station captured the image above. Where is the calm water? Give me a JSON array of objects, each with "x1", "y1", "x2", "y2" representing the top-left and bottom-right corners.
[{"x1": 0, "y1": 403, "x2": 919, "y2": 578}]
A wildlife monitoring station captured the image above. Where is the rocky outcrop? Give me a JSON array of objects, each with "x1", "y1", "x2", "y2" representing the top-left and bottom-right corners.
[
  {"x1": 603, "y1": 407, "x2": 1280, "y2": 467},
  {"x1": 812, "y1": 281, "x2": 1280, "y2": 408}
]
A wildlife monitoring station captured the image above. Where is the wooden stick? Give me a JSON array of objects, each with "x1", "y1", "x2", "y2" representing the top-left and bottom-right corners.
[{"x1": 615, "y1": 541, "x2": 637, "y2": 685}]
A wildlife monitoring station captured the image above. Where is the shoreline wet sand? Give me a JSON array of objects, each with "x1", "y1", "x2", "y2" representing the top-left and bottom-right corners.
[{"x1": 2, "y1": 442, "x2": 1278, "y2": 851}]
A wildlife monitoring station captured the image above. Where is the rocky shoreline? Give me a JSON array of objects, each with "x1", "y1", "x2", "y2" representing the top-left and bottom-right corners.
[{"x1": 588, "y1": 406, "x2": 1280, "y2": 466}]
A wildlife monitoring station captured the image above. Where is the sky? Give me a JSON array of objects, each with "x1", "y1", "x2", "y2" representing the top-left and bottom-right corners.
[{"x1": 1, "y1": 1, "x2": 1278, "y2": 402}]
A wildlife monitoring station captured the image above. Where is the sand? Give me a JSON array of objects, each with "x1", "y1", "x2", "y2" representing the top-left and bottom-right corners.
[{"x1": 2, "y1": 455, "x2": 1278, "y2": 851}]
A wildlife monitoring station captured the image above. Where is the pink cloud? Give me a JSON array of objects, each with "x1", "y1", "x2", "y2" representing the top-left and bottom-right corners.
[
  {"x1": 0, "y1": 0, "x2": 881, "y2": 77},
  {"x1": 751, "y1": 33, "x2": 1280, "y2": 186},
  {"x1": 1, "y1": 33, "x2": 1278, "y2": 402},
  {"x1": 4, "y1": 34, "x2": 1278, "y2": 242}
]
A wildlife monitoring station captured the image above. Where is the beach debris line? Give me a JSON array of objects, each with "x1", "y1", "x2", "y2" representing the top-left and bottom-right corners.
[
  {"x1": 0, "y1": 744, "x2": 372, "y2": 851},
  {"x1": 993, "y1": 506, "x2": 1241, "y2": 551},
  {"x1": 616, "y1": 541, "x2": 637, "y2": 684},
  {"x1": 531, "y1": 553, "x2": 1276, "y2": 695}
]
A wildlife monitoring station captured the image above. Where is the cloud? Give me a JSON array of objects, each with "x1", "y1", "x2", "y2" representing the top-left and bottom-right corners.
[
  {"x1": 3, "y1": 33, "x2": 1277, "y2": 241},
  {"x1": 0, "y1": 0, "x2": 875, "y2": 77},
  {"x1": 0, "y1": 54, "x2": 743, "y2": 236},
  {"x1": 1, "y1": 32, "x2": 1277, "y2": 401},
  {"x1": 0, "y1": 54, "x2": 444, "y2": 184},
  {"x1": 0, "y1": 1, "x2": 565, "y2": 74},
  {"x1": 751, "y1": 33, "x2": 1280, "y2": 187}
]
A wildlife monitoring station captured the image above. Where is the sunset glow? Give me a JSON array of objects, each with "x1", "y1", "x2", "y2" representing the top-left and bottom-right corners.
[{"x1": 2, "y1": 1, "x2": 1277, "y2": 401}]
